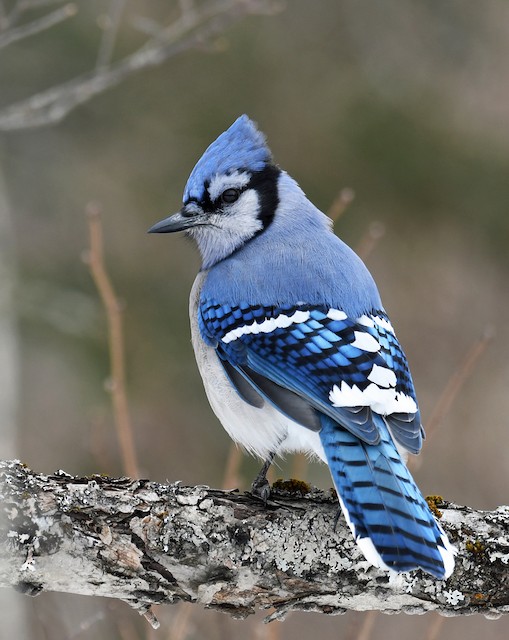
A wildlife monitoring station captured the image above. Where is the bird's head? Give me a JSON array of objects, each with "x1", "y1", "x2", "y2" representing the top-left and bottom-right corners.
[{"x1": 149, "y1": 115, "x2": 282, "y2": 268}]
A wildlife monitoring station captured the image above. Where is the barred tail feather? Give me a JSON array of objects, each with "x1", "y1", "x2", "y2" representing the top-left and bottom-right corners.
[{"x1": 319, "y1": 415, "x2": 455, "y2": 578}]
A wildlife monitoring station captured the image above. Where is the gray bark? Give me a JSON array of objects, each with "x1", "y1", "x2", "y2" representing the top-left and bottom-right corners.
[{"x1": 0, "y1": 460, "x2": 508, "y2": 626}]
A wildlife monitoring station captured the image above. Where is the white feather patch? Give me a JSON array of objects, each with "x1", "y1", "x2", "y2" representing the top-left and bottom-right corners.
[
  {"x1": 367, "y1": 364, "x2": 397, "y2": 388},
  {"x1": 350, "y1": 331, "x2": 381, "y2": 352},
  {"x1": 207, "y1": 170, "x2": 251, "y2": 202},
  {"x1": 373, "y1": 315, "x2": 395, "y2": 334},
  {"x1": 357, "y1": 314, "x2": 375, "y2": 328},
  {"x1": 357, "y1": 314, "x2": 395, "y2": 334},
  {"x1": 329, "y1": 382, "x2": 417, "y2": 415},
  {"x1": 327, "y1": 309, "x2": 347, "y2": 321},
  {"x1": 221, "y1": 310, "x2": 311, "y2": 344}
]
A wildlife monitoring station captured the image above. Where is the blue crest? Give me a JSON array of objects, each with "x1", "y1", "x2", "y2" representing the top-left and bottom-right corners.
[{"x1": 183, "y1": 115, "x2": 272, "y2": 202}]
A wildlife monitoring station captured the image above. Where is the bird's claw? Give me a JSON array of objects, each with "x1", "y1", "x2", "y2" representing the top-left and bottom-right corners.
[{"x1": 250, "y1": 477, "x2": 271, "y2": 504}]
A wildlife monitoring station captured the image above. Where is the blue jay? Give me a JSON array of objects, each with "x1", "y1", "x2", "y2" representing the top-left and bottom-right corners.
[{"x1": 149, "y1": 115, "x2": 455, "y2": 579}]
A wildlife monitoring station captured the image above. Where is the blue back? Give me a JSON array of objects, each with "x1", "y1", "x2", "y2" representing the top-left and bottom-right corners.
[{"x1": 202, "y1": 173, "x2": 382, "y2": 318}]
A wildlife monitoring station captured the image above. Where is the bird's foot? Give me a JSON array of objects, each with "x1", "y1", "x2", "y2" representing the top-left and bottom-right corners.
[
  {"x1": 249, "y1": 451, "x2": 276, "y2": 504},
  {"x1": 250, "y1": 475, "x2": 271, "y2": 504}
]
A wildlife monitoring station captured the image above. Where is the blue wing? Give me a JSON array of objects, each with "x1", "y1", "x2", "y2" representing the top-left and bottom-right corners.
[
  {"x1": 199, "y1": 298, "x2": 424, "y2": 453},
  {"x1": 199, "y1": 297, "x2": 455, "y2": 578}
]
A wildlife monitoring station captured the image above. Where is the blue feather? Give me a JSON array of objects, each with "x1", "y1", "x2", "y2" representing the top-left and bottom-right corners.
[
  {"x1": 199, "y1": 298, "x2": 423, "y2": 451},
  {"x1": 184, "y1": 115, "x2": 271, "y2": 202},
  {"x1": 151, "y1": 115, "x2": 455, "y2": 579},
  {"x1": 319, "y1": 414, "x2": 452, "y2": 578}
]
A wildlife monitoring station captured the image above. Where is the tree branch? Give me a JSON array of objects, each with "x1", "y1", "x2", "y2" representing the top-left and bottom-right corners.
[
  {"x1": 0, "y1": 2, "x2": 77, "y2": 50},
  {"x1": 1, "y1": 460, "x2": 508, "y2": 627},
  {"x1": 0, "y1": 0, "x2": 280, "y2": 131}
]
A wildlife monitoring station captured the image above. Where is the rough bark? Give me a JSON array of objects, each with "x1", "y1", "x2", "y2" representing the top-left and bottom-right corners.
[{"x1": 1, "y1": 460, "x2": 508, "y2": 626}]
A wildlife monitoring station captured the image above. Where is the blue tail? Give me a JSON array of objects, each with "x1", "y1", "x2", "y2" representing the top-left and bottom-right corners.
[{"x1": 319, "y1": 415, "x2": 455, "y2": 578}]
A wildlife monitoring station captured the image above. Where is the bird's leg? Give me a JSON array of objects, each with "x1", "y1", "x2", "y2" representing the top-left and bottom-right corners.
[
  {"x1": 333, "y1": 508, "x2": 343, "y2": 532},
  {"x1": 250, "y1": 451, "x2": 276, "y2": 503}
]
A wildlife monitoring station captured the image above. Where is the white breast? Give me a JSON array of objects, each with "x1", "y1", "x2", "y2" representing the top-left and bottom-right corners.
[{"x1": 189, "y1": 272, "x2": 326, "y2": 462}]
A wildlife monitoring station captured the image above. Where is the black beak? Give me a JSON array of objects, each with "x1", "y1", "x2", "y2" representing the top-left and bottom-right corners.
[{"x1": 148, "y1": 203, "x2": 204, "y2": 234}]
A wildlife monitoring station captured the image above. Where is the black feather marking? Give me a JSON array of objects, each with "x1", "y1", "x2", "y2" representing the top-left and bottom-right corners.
[{"x1": 248, "y1": 164, "x2": 281, "y2": 232}]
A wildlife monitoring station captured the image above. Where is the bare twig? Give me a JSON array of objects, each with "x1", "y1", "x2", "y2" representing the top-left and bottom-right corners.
[
  {"x1": 0, "y1": 2, "x2": 7, "y2": 31},
  {"x1": 328, "y1": 187, "x2": 355, "y2": 222},
  {"x1": 0, "y1": 2, "x2": 76, "y2": 49},
  {"x1": 222, "y1": 443, "x2": 243, "y2": 490},
  {"x1": 5, "y1": 1, "x2": 21, "y2": 28},
  {"x1": 168, "y1": 604, "x2": 193, "y2": 640},
  {"x1": 83, "y1": 202, "x2": 140, "y2": 478},
  {"x1": 95, "y1": 0, "x2": 125, "y2": 72},
  {"x1": 355, "y1": 221, "x2": 386, "y2": 261},
  {"x1": 424, "y1": 614, "x2": 445, "y2": 640},
  {"x1": 425, "y1": 328, "x2": 494, "y2": 440},
  {"x1": 0, "y1": 0, "x2": 281, "y2": 130},
  {"x1": 17, "y1": 0, "x2": 67, "y2": 9},
  {"x1": 356, "y1": 611, "x2": 377, "y2": 640}
]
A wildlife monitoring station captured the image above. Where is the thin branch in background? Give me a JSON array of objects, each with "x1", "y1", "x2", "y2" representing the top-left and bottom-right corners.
[
  {"x1": 178, "y1": 0, "x2": 196, "y2": 29},
  {"x1": 222, "y1": 443, "x2": 243, "y2": 489},
  {"x1": 355, "y1": 221, "x2": 386, "y2": 262},
  {"x1": 95, "y1": 0, "x2": 125, "y2": 72},
  {"x1": 0, "y1": 2, "x2": 7, "y2": 31},
  {"x1": 344, "y1": 611, "x2": 377, "y2": 640},
  {"x1": 356, "y1": 611, "x2": 377, "y2": 640},
  {"x1": 0, "y1": 1, "x2": 76, "y2": 49},
  {"x1": 17, "y1": 0, "x2": 67, "y2": 9},
  {"x1": 253, "y1": 618, "x2": 281, "y2": 640},
  {"x1": 424, "y1": 327, "x2": 493, "y2": 441},
  {"x1": 423, "y1": 613, "x2": 445, "y2": 640},
  {"x1": 409, "y1": 327, "x2": 493, "y2": 473},
  {"x1": 167, "y1": 604, "x2": 194, "y2": 640},
  {"x1": 83, "y1": 202, "x2": 140, "y2": 479},
  {"x1": 6, "y1": 1, "x2": 21, "y2": 28},
  {"x1": 0, "y1": 0, "x2": 281, "y2": 130},
  {"x1": 328, "y1": 187, "x2": 355, "y2": 222}
]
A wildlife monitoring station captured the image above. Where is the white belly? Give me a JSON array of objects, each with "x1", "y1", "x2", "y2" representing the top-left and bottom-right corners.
[{"x1": 189, "y1": 273, "x2": 326, "y2": 462}]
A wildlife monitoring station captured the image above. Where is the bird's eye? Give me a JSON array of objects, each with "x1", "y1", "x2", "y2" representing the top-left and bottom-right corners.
[{"x1": 221, "y1": 188, "x2": 240, "y2": 204}]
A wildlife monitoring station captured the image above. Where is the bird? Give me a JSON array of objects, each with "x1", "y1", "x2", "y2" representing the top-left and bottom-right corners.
[{"x1": 149, "y1": 115, "x2": 455, "y2": 579}]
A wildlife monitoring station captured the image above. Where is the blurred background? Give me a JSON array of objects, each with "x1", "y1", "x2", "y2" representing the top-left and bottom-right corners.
[{"x1": 0, "y1": 0, "x2": 508, "y2": 638}]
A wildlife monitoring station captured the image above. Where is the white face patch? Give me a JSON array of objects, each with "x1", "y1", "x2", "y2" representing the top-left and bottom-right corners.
[
  {"x1": 215, "y1": 187, "x2": 263, "y2": 237},
  {"x1": 222, "y1": 310, "x2": 311, "y2": 344},
  {"x1": 207, "y1": 170, "x2": 251, "y2": 202},
  {"x1": 190, "y1": 188, "x2": 263, "y2": 268},
  {"x1": 329, "y1": 382, "x2": 417, "y2": 415}
]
